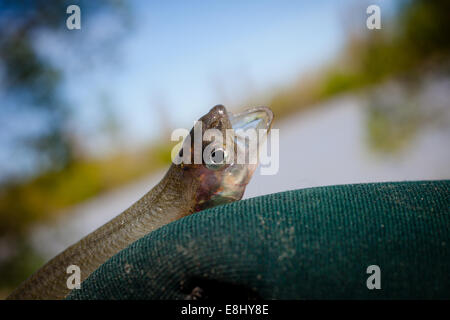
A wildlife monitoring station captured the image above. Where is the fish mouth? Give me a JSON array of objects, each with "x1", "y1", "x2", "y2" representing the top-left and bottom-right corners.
[
  {"x1": 229, "y1": 106, "x2": 274, "y2": 133},
  {"x1": 214, "y1": 107, "x2": 274, "y2": 202},
  {"x1": 226, "y1": 106, "x2": 273, "y2": 168}
]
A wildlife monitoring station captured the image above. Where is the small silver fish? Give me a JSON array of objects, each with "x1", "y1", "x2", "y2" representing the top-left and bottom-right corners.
[{"x1": 7, "y1": 104, "x2": 274, "y2": 300}]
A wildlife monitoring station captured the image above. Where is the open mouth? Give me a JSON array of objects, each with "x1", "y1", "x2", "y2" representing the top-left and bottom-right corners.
[
  {"x1": 229, "y1": 106, "x2": 274, "y2": 132},
  {"x1": 228, "y1": 106, "x2": 274, "y2": 155}
]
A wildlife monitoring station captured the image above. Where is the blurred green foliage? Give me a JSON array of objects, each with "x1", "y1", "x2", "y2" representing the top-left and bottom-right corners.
[
  {"x1": 0, "y1": 0, "x2": 135, "y2": 295},
  {"x1": 0, "y1": 143, "x2": 173, "y2": 236},
  {"x1": 0, "y1": 237, "x2": 45, "y2": 292},
  {"x1": 267, "y1": 0, "x2": 450, "y2": 155},
  {"x1": 0, "y1": 1, "x2": 72, "y2": 175},
  {"x1": 0, "y1": 0, "x2": 133, "y2": 235},
  {"x1": 269, "y1": 0, "x2": 450, "y2": 121},
  {"x1": 366, "y1": 95, "x2": 422, "y2": 153}
]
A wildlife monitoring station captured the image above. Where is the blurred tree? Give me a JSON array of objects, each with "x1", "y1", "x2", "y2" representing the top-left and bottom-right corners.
[
  {"x1": 399, "y1": 0, "x2": 450, "y2": 60},
  {"x1": 0, "y1": 0, "x2": 130, "y2": 183},
  {"x1": 0, "y1": 1, "x2": 132, "y2": 295}
]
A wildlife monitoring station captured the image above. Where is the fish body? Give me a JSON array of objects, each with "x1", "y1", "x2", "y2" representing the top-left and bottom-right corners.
[{"x1": 7, "y1": 105, "x2": 273, "y2": 300}]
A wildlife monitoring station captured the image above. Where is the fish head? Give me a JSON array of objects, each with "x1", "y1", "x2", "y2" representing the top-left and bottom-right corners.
[{"x1": 175, "y1": 104, "x2": 273, "y2": 212}]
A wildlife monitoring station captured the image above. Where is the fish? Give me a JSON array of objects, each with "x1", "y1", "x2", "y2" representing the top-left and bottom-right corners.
[{"x1": 7, "y1": 104, "x2": 274, "y2": 300}]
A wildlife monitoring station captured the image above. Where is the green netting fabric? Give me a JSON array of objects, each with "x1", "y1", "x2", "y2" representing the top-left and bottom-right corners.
[{"x1": 67, "y1": 181, "x2": 450, "y2": 299}]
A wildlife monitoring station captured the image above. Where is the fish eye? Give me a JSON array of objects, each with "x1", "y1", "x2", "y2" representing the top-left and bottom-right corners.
[
  {"x1": 211, "y1": 149, "x2": 225, "y2": 163},
  {"x1": 206, "y1": 147, "x2": 227, "y2": 170}
]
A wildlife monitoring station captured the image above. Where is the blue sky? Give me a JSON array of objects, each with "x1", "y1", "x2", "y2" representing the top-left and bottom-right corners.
[
  {"x1": 1, "y1": 0, "x2": 397, "y2": 179},
  {"x1": 60, "y1": 0, "x2": 348, "y2": 150}
]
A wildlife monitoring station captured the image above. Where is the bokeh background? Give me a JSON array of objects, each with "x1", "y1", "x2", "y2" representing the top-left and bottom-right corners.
[{"x1": 0, "y1": 0, "x2": 449, "y2": 298}]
